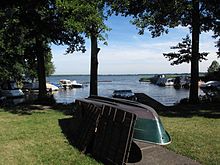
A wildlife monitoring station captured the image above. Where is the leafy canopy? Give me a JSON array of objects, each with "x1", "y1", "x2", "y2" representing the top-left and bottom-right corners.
[
  {"x1": 107, "y1": 0, "x2": 220, "y2": 53},
  {"x1": 57, "y1": 0, "x2": 110, "y2": 48},
  {"x1": 0, "y1": 4, "x2": 56, "y2": 81},
  {"x1": 163, "y1": 35, "x2": 208, "y2": 65},
  {"x1": 0, "y1": 0, "x2": 87, "y2": 82}
]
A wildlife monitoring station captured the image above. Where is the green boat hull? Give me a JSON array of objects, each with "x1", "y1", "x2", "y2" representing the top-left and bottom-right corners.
[{"x1": 80, "y1": 96, "x2": 171, "y2": 145}]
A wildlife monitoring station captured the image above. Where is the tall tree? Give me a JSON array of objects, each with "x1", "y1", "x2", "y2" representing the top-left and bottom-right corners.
[
  {"x1": 107, "y1": 0, "x2": 220, "y2": 103},
  {"x1": 1, "y1": 1, "x2": 54, "y2": 99},
  {"x1": 190, "y1": 0, "x2": 200, "y2": 103},
  {"x1": 58, "y1": 0, "x2": 109, "y2": 96},
  {"x1": 45, "y1": 51, "x2": 56, "y2": 76},
  {"x1": 0, "y1": 0, "x2": 85, "y2": 100},
  {"x1": 23, "y1": 43, "x2": 55, "y2": 82},
  {"x1": 0, "y1": 6, "x2": 26, "y2": 81}
]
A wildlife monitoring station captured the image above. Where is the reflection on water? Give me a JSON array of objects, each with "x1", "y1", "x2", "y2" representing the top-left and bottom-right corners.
[
  {"x1": 53, "y1": 88, "x2": 89, "y2": 104},
  {"x1": 47, "y1": 75, "x2": 200, "y2": 106}
]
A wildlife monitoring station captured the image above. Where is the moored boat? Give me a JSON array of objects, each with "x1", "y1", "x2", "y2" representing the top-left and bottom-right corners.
[
  {"x1": 112, "y1": 90, "x2": 136, "y2": 100},
  {"x1": 200, "y1": 81, "x2": 220, "y2": 100},
  {"x1": 71, "y1": 80, "x2": 83, "y2": 88},
  {"x1": 59, "y1": 79, "x2": 83, "y2": 89},
  {"x1": 59, "y1": 79, "x2": 72, "y2": 89}
]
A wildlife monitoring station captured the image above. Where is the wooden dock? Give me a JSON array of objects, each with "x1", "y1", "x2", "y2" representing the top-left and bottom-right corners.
[{"x1": 135, "y1": 93, "x2": 167, "y2": 111}]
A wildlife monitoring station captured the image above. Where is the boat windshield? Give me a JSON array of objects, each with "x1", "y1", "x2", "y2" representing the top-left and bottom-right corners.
[{"x1": 10, "y1": 82, "x2": 19, "y2": 89}]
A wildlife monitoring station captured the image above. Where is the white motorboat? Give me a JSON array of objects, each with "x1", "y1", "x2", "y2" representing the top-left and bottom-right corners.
[
  {"x1": 71, "y1": 80, "x2": 83, "y2": 88},
  {"x1": 59, "y1": 79, "x2": 72, "y2": 89},
  {"x1": 59, "y1": 79, "x2": 83, "y2": 89}
]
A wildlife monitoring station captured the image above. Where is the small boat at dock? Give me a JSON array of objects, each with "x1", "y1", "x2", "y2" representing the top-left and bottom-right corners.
[
  {"x1": 200, "y1": 81, "x2": 220, "y2": 100},
  {"x1": 59, "y1": 79, "x2": 72, "y2": 89},
  {"x1": 71, "y1": 80, "x2": 83, "y2": 88},
  {"x1": 112, "y1": 90, "x2": 136, "y2": 100},
  {"x1": 59, "y1": 79, "x2": 83, "y2": 89}
]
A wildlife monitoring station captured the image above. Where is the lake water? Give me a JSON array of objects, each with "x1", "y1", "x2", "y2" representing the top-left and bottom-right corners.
[{"x1": 47, "y1": 75, "x2": 202, "y2": 106}]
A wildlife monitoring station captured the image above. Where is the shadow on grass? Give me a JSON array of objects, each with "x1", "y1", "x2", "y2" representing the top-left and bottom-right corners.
[
  {"x1": 0, "y1": 95, "x2": 76, "y2": 116},
  {"x1": 58, "y1": 115, "x2": 142, "y2": 164},
  {"x1": 158, "y1": 102, "x2": 220, "y2": 119},
  {"x1": 58, "y1": 117, "x2": 79, "y2": 146}
]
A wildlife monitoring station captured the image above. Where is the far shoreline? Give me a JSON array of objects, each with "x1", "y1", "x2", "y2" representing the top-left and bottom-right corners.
[{"x1": 49, "y1": 73, "x2": 199, "y2": 77}]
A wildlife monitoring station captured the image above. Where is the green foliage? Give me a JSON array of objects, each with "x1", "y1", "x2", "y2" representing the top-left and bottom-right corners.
[
  {"x1": 24, "y1": 45, "x2": 55, "y2": 81},
  {"x1": 0, "y1": 7, "x2": 26, "y2": 81},
  {"x1": 163, "y1": 35, "x2": 209, "y2": 65},
  {"x1": 107, "y1": 0, "x2": 219, "y2": 103},
  {"x1": 57, "y1": 0, "x2": 111, "y2": 96},
  {"x1": 0, "y1": 0, "x2": 86, "y2": 83},
  {"x1": 57, "y1": 0, "x2": 110, "y2": 44},
  {"x1": 107, "y1": 0, "x2": 220, "y2": 53},
  {"x1": 201, "y1": 0, "x2": 220, "y2": 57},
  {"x1": 45, "y1": 51, "x2": 55, "y2": 76}
]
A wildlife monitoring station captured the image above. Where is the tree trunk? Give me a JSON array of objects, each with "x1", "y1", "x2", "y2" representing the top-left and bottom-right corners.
[
  {"x1": 90, "y1": 34, "x2": 100, "y2": 96},
  {"x1": 189, "y1": 0, "x2": 200, "y2": 103},
  {"x1": 36, "y1": 37, "x2": 47, "y2": 100}
]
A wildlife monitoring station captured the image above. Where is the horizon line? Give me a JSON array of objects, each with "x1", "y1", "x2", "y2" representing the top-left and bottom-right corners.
[{"x1": 49, "y1": 72, "x2": 207, "y2": 76}]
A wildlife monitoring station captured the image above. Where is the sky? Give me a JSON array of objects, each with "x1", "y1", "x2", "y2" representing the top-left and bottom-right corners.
[{"x1": 51, "y1": 15, "x2": 220, "y2": 75}]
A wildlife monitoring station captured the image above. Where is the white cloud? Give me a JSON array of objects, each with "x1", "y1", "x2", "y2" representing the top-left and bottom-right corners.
[{"x1": 51, "y1": 18, "x2": 219, "y2": 75}]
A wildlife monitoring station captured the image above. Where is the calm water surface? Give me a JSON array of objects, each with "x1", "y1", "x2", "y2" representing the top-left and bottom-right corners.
[{"x1": 47, "y1": 75, "x2": 199, "y2": 106}]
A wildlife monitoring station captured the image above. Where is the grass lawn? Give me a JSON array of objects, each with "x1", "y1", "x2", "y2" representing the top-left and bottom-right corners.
[
  {"x1": 0, "y1": 108, "x2": 101, "y2": 165},
  {"x1": 161, "y1": 115, "x2": 220, "y2": 165},
  {"x1": 0, "y1": 105, "x2": 219, "y2": 165}
]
